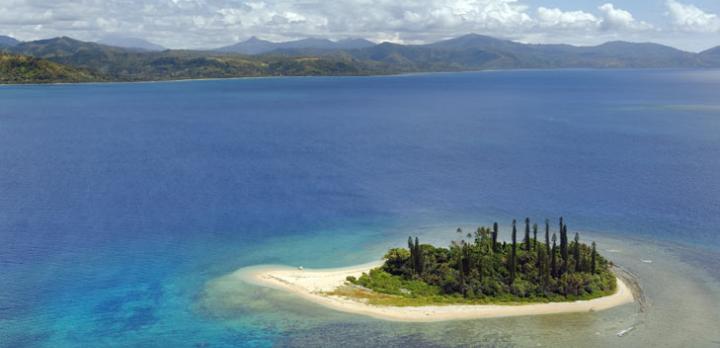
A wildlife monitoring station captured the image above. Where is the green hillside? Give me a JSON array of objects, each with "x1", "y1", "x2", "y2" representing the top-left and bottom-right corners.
[{"x1": 0, "y1": 53, "x2": 102, "y2": 84}]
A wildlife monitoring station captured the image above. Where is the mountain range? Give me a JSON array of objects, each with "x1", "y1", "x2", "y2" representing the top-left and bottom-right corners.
[
  {"x1": 217, "y1": 37, "x2": 376, "y2": 54},
  {"x1": 97, "y1": 36, "x2": 166, "y2": 52},
  {"x1": 1, "y1": 33, "x2": 719, "y2": 83}
]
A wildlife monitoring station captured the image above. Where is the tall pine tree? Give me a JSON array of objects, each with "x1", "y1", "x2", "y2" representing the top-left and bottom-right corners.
[
  {"x1": 591, "y1": 241, "x2": 597, "y2": 274},
  {"x1": 408, "y1": 236, "x2": 415, "y2": 274},
  {"x1": 573, "y1": 233, "x2": 580, "y2": 273},
  {"x1": 551, "y1": 233, "x2": 558, "y2": 278},
  {"x1": 560, "y1": 220, "x2": 568, "y2": 275},
  {"x1": 509, "y1": 220, "x2": 517, "y2": 285},
  {"x1": 545, "y1": 219, "x2": 550, "y2": 256},
  {"x1": 492, "y1": 222, "x2": 498, "y2": 252},
  {"x1": 524, "y1": 218, "x2": 531, "y2": 251},
  {"x1": 415, "y1": 236, "x2": 423, "y2": 275}
]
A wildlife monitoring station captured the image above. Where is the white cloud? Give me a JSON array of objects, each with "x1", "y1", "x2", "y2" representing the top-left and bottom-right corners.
[
  {"x1": 0, "y1": 0, "x2": 716, "y2": 51},
  {"x1": 536, "y1": 7, "x2": 599, "y2": 29},
  {"x1": 666, "y1": 0, "x2": 720, "y2": 33},
  {"x1": 598, "y1": 3, "x2": 653, "y2": 31}
]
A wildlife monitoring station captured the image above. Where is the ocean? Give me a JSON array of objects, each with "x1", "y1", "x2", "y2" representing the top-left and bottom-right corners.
[{"x1": 1, "y1": 70, "x2": 719, "y2": 347}]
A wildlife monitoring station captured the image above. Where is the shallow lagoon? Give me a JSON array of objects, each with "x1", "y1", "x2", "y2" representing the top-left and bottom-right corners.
[{"x1": 1, "y1": 70, "x2": 720, "y2": 347}]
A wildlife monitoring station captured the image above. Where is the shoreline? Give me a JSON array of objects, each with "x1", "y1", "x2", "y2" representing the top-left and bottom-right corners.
[
  {"x1": 231, "y1": 261, "x2": 635, "y2": 322},
  {"x1": 1, "y1": 67, "x2": 711, "y2": 87}
]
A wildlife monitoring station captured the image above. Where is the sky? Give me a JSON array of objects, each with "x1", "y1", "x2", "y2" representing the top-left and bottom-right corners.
[{"x1": 0, "y1": 0, "x2": 718, "y2": 52}]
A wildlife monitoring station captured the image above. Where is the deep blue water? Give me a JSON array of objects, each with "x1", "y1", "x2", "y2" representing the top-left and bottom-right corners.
[{"x1": 1, "y1": 70, "x2": 720, "y2": 347}]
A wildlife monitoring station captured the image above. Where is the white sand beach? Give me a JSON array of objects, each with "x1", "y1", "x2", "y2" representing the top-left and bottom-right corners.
[{"x1": 232, "y1": 261, "x2": 635, "y2": 322}]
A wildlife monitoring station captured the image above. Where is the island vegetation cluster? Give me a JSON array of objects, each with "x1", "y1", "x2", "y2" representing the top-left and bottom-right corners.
[{"x1": 346, "y1": 218, "x2": 616, "y2": 305}]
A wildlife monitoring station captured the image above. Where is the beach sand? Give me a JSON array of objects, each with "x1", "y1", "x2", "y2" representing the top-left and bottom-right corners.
[{"x1": 232, "y1": 262, "x2": 635, "y2": 322}]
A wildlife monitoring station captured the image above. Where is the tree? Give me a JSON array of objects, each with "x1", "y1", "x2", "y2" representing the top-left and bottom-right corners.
[
  {"x1": 542, "y1": 248, "x2": 550, "y2": 292},
  {"x1": 492, "y1": 222, "x2": 499, "y2": 252},
  {"x1": 538, "y1": 246, "x2": 549, "y2": 293},
  {"x1": 524, "y1": 218, "x2": 531, "y2": 251},
  {"x1": 382, "y1": 248, "x2": 410, "y2": 275},
  {"x1": 361, "y1": 220, "x2": 616, "y2": 302},
  {"x1": 458, "y1": 244, "x2": 467, "y2": 297},
  {"x1": 478, "y1": 249, "x2": 484, "y2": 283},
  {"x1": 573, "y1": 233, "x2": 580, "y2": 273},
  {"x1": 591, "y1": 241, "x2": 597, "y2": 274},
  {"x1": 536, "y1": 233, "x2": 542, "y2": 268},
  {"x1": 551, "y1": 233, "x2": 558, "y2": 278},
  {"x1": 415, "y1": 236, "x2": 424, "y2": 275},
  {"x1": 560, "y1": 221, "x2": 568, "y2": 275},
  {"x1": 408, "y1": 236, "x2": 415, "y2": 274},
  {"x1": 509, "y1": 220, "x2": 517, "y2": 284},
  {"x1": 532, "y1": 223, "x2": 538, "y2": 249},
  {"x1": 545, "y1": 219, "x2": 550, "y2": 256}
]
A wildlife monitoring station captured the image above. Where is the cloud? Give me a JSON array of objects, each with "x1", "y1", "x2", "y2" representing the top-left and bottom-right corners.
[
  {"x1": 0, "y1": 0, "x2": 715, "y2": 51},
  {"x1": 666, "y1": 0, "x2": 720, "y2": 33},
  {"x1": 536, "y1": 7, "x2": 599, "y2": 29},
  {"x1": 598, "y1": 3, "x2": 653, "y2": 31}
]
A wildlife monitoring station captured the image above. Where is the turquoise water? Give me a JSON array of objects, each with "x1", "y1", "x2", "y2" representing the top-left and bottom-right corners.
[{"x1": 1, "y1": 70, "x2": 720, "y2": 347}]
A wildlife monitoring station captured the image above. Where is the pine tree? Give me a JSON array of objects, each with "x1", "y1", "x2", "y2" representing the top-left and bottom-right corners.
[
  {"x1": 551, "y1": 233, "x2": 558, "y2": 278},
  {"x1": 415, "y1": 236, "x2": 423, "y2": 275},
  {"x1": 524, "y1": 218, "x2": 531, "y2": 251},
  {"x1": 509, "y1": 220, "x2": 517, "y2": 285},
  {"x1": 492, "y1": 222, "x2": 498, "y2": 252},
  {"x1": 543, "y1": 248, "x2": 550, "y2": 292},
  {"x1": 538, "y1": 246, "x2": 548, "y2": 292},
  {"x1": 545, "y1": 219, "x2": 550, "y2": 256},
  {"x1": 573, "y1": 233, "x2": 580, "y2": 273},
  {"x1": 408, "y1": 236, "x2": 415, "y2": 274},
  {"x1": 536, "y1": 233, "x2": 542, "y2": 267},
  {"x1": 591, "y1": 241, "x2": 597, "y2": 274},
  {"x1": 532, "y1": 223, "x2": 538, "y2": 249},
  {"x1": 478, "y1": 251, "x2": 484, "y2": 282},
  {"x1": 560, "y1": 220, "x2": 568, "y2": 275}
]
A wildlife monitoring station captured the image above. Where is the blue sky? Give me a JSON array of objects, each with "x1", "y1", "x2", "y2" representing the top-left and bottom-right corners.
[{"x1": 0, "y1": 0, "x2": 718, "y2": 51}]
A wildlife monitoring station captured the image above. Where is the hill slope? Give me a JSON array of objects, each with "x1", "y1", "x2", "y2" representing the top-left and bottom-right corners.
[
  {"x1": 8, "y1": 38, "x2": 385, "y2": 81},
  {"x1": 0, "y1": 35, "x2": 20, "y2": 47},
  {"x1": 0, "y1": 53, "x2": 101, "y2": 83},
  {"x1": 700, "y1": 46, "x2": 720, "y2": 66}
]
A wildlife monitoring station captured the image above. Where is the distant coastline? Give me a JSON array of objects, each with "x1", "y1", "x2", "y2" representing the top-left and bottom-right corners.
[
  {"x1": 2, "y1": 33, "x2": 719, "y2": 85},
  {"x1": 3, "y1": 66, "x2": 718, "y2": 87}
]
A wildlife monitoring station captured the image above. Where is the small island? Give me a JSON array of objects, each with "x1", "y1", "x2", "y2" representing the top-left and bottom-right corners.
[
  {"x1": 237, "y1": 218, "x2": 634, "y2": 322},
  {"x1": 343, "y1": 217, "x2": 616, "y2": 305}
]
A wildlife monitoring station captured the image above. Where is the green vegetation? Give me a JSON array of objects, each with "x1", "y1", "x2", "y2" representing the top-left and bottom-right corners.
[
  {"x1": 344, "y1": 218, "x2": 617, "y2": 306},
  {"x1": 1, "y1": 37, "x2": 386, "y2": 83},
  {"x1": 0, "y1": 53, "x2": 102, "y2": 84}
]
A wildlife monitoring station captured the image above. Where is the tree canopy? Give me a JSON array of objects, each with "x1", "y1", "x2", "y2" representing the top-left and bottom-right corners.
[{"x1": 349, "y1": 218, "x2": 616, "y2": 304}]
